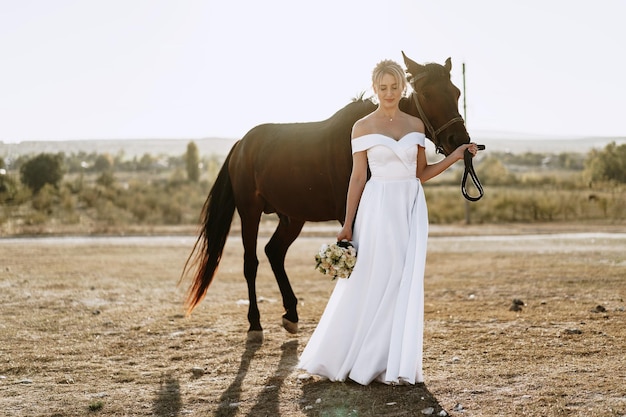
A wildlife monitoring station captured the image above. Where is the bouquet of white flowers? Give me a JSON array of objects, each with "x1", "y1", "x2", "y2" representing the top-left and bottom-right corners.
[{"x1": 315, "y1": 241, "x2": 357, "y2": 280}]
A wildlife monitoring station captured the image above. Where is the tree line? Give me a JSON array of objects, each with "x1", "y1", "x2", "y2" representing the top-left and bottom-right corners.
[
  {"x1": 0, "y1": 141, "x2": 625, "y2": 232},
  {"x1": 1, "y1": 142, "x2": 207, "y2": 197}
]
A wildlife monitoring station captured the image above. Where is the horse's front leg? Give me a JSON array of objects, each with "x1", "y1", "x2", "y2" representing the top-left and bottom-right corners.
[{"x1": 265, "y1": 215, "x2": 305, "y2": 334}]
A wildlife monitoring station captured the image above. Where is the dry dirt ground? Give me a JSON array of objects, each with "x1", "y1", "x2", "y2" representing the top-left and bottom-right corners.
[{"x1": 1, "y1": 224, "x2": 625, "y2": 417}]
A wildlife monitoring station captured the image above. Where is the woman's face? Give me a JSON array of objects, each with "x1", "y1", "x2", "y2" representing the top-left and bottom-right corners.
[{"x1": 374, "y1": 73, "x2": 402, "y2": 109}]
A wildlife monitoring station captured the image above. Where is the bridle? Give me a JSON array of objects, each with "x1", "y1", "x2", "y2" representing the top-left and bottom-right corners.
[
  {"x1": 409, "y1": 75, "x2": 485, "y2": 202},
  {"x1": 410, "y1": 89, "x2": 465, "y2": 156}
]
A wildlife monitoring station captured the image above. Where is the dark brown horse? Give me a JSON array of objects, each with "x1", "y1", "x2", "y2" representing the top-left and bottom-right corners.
[{"x1": 181, "y1": 53, "x2": 480, "y2": 341}]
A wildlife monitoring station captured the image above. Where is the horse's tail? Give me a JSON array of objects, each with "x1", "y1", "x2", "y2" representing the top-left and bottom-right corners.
[{"x1": 181, "y1": 144, "x2": 238, "y2": 314}]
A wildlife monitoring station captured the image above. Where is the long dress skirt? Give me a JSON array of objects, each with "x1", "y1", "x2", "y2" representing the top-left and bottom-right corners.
[{"x1": 298, "y1": 166, "x2": 428, "y2": 385}]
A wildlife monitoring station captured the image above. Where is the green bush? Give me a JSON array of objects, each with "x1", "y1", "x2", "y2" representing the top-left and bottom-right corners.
[
  {"x1": 426, "y1": 183, "x2": 625, "y2": 224},
  {"x1": 0, "y1": 173, "x2": 18, "y2": 202},
  {"x1": 186, "y1": 141, "x2": 200, "y2": 182},
  {"x1": 584, "y1": 142, "x2": 626, "y2": 183},
  {"x1": 20, "y1": 153, "x2": 65, "y2": 193},
  {"x1": 32, "y1": 184, "x2": 58, "y2": 213}
]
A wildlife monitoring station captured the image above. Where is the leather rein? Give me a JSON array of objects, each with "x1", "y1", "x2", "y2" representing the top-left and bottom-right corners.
[{"x1": 409, "y1": 81, "x2": 485, "y2": 202}]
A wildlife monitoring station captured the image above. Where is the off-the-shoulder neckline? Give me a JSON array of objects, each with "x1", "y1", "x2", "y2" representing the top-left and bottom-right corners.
[{"x1": 352, "y1": 132, "x2": 425, "y2": 142}]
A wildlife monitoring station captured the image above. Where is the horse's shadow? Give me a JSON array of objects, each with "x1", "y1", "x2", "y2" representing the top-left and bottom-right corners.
[
  {"x1": 214, "y1": 338, "x2": 300, "y2": 417},
  {"x1": 214, "y1": 338, "x2": 264, "y2": 417},
  {"x1": 247, "y1": 339, "x2": 299, "y2": 416}
]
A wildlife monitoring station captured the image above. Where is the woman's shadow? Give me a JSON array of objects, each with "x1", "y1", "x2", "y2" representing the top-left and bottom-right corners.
[{"x1": 301, "y1": 378, "x2": 446, "y2": 417}]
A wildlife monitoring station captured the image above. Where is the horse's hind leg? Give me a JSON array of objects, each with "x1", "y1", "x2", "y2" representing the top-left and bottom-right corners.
[
  {"x1": 264, "y1": 215, "x2": 305, "y2": 334},
  {"x1": 239, "y1": 208, "x2": 264, "y2": 342}
]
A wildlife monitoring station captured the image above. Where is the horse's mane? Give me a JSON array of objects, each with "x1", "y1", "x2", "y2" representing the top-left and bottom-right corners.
[
  {"x1": 327, "y1": 96, "x2": 376, "y2": 122},
  {"x1": 351, "y1": 91, "x2": 368, "y2": 102}
]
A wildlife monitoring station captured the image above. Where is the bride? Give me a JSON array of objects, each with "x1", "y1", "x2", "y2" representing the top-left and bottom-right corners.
[{"x1": 297, "y1": 59, "x2": 479, "y2": 385}]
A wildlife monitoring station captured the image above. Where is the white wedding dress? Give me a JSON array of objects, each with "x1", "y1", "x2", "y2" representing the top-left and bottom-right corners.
[{"x1": 298, "y1": 132, "x2": 428, "y2": 385}]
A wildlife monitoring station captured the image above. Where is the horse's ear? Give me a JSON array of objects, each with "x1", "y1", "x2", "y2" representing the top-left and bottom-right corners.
[
  {"x1": 402, "y1": 51, "x2": 425, "y2": 76},
  {"x1": 444, "y1": 57, "x2": 452, "y2": 72}
]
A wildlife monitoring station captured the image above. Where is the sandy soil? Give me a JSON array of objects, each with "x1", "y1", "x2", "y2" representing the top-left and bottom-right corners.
[{"x1": 0, "y1": 225, "x2": 625, "y2": 416}]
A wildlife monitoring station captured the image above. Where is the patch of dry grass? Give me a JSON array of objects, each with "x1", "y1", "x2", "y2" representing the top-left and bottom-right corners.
[{"x1": 0, "y1": 227, "x2": 625, "y2": 416}]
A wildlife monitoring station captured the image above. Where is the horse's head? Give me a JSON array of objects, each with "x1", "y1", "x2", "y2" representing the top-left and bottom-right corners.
[
  {"x1": 402, "y1": 52, "x2": 470, "y2": 156},
  {"x1": 402, "y1": 52, "x2": 485, "y2": 201}
]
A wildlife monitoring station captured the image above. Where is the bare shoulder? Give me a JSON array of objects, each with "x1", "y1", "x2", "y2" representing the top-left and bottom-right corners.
[
  {"x1": 402, "y1": 112, "x2": 425, "y2": 134},
  {"x1": 351, "y1": 115, "x2": 375, "y2": 139}
]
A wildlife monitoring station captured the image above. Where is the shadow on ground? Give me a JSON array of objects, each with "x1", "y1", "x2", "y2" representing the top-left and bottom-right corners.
[
  {"x1": 214, "y1": 338, "x2": 299, "y2": 416},
  {"x1": 214, "y1": 338, "x2": 263, "y2": 417},
  {"x1": 248, "y1": 339, "x2": 299, "y2": 416},
  {"x1": 211, "y1": 335, "x2": 445, "y2": 417},
  {"x1": 153, "y1": 372, "x2": 182, "y2": 417},
  {"x1": 301, "y1": 378, "x2": 446, "y2": 416}
]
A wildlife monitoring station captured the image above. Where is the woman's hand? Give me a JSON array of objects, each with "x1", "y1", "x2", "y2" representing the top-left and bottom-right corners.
[
  {"x1": 337, "y1": 225, "x2": 353, "y2": 242},
  {"x1": 451, "y1": 142, "x2": 479, "y2": 161}
]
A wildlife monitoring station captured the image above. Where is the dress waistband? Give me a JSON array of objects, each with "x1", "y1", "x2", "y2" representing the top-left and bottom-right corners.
[{"x1": 369, "y1": 176, "x2": 420, "y2": 182}]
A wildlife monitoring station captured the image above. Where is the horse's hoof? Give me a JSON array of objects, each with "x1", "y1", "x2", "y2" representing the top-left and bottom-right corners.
[
  {"x1": 247, "y1": 330, "x2": 264, "y2": 343},
  {"x1": 282, "y1": 317, "x2": 298, "y2": 334}
]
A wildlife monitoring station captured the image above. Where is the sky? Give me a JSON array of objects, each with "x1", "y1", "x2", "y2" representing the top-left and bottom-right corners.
[{"x1": 1, "y1": 0, "x2": 625, "y2": 143}]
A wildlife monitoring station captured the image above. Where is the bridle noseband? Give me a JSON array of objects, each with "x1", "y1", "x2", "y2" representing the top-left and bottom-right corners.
[{"x1": 409, "y1": 74, "x2": 485, "y2": 202}]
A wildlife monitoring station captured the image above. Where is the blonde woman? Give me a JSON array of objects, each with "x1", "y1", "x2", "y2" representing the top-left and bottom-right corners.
[{"x1": 298, "y1": 59, "x2": 478, "y2": 385}]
